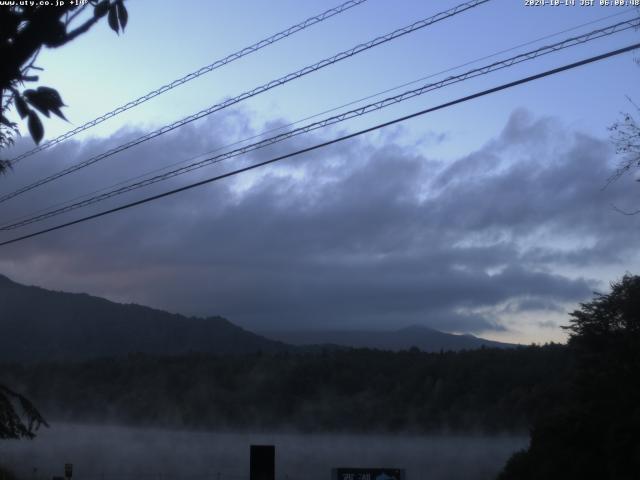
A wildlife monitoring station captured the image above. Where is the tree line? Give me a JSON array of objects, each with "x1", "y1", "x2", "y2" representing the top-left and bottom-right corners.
[{"x1": 0, "y1": 344, "x2": 570, "y2": 434}]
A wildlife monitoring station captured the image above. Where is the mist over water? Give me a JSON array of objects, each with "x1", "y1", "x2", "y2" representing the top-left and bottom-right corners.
[{"x1": 0, "y1": 424, "x2": 527, "y2": 480}]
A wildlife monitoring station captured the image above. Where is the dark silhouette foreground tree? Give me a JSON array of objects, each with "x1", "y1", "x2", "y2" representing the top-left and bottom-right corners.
[
  {"x1": 498, "y1": 274, "x2": 640, "y2": 480},
  {"x1": 0, "y1": 0, "x2": 128, "y2": 174},
  {"x1": 0, "y1": 0, "x2": 128, "y2": 438},
  {"x1": 0, "y1": 384, "x2": 47, "y2": 439}
]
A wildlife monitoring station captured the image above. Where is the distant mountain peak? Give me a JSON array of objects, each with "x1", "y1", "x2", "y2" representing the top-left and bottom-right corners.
[{"x1": 262, "y1": 326, "x2": 517, "y2": 352}]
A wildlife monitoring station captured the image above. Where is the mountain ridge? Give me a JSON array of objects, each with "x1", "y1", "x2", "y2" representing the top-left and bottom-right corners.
[
  {"x1": 1, "y1": 274, "x2": 515, "y2": 361},
  {"x1": 0, "y1": 274, "x2": 288, "y2": 361},
  {"x1": 261, "y1": 325, "x2": 516, "y2": 351}
]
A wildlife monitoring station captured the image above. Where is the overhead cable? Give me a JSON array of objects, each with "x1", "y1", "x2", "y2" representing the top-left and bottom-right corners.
[
  {"x1": 0, "y1": 0, "x2": 491, "y2": 204},
  {"x1": 7, "y1": 0, "x2": 370, "y2": 164},
  {"x1": 2, "y1": 17, "x2": 637, "y2": 231},
  {"x1": 1, "y1": 42, "x2": 637, "y2": 247}
]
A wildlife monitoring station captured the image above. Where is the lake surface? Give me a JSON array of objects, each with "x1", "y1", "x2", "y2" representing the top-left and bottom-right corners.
[{"x1": 0, "y1": 424, "x2": 528, "y2": 480}]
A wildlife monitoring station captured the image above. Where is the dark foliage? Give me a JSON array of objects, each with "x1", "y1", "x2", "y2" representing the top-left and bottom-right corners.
[
  {"x1": 498, "y1": 275, "x2": 640, "y2": 480},
  {"x1": 0, "y1": 383, "x2": 47, "y2": 439},
  {"x1": 0, "y1": 464, "x2": 18, "y2": 480},
  {"x1": 0, "y1": 0, "x2": 128, "y2": 173},
  {"x1": 0, "y1": 1, "x2": 128, "y2": 439},
  {"x1": 0, "y1": 345, "x2": 570, "y2": 433}
]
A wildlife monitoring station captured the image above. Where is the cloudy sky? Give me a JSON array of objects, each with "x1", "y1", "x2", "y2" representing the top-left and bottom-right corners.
[{"x1": 1, "y1": 0, "x2": 639, "y2": 343}]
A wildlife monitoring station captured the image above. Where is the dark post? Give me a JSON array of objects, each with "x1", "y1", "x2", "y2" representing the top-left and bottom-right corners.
[{"x1": 250, "y1": 445, "x2": 275, "y2": 480}]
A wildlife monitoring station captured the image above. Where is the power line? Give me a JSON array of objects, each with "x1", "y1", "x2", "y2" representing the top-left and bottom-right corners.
[
  {"x1": 6, "y1": 0, "x2": 369, "y2": 164},
  {"x1": 1, "y1": 6, "x2": 632, "y2": 229},
  {"x1": 0, "y1": 0, "x2": 491, "y2": 205},
  {"x1": 303, "y1": 9, "x2": 636, "y2": 123},
  {"x1": 3, "y1": 17, "x2": 637, "y2": 231},
  {"x1": 7, "y1": 8, "x2": 627, "y2": 228},
  {"x1": 1, "y1": 42, "x2": 637, "y2": 248},
  {"x1": 5, "y1": 8, "x2": 629, "y2": 228}
]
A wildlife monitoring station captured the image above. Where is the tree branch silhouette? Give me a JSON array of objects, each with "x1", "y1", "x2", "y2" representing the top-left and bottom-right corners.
[
  {"x1": 0, "y1": 0, "x2": 128, "y2": 439},
  {"x1": 0, "y1": 0, "x2": 128, "y2": 174}
]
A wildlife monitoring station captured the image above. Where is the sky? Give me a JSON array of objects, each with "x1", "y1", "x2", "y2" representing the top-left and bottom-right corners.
[{"x1": 1, "y1": 0, "x2": 639, "y2": 344}]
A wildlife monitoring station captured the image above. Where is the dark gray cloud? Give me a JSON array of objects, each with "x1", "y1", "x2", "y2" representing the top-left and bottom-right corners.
[{"x1": 0, "y1": 107, "x2": 637, "y2": 337}]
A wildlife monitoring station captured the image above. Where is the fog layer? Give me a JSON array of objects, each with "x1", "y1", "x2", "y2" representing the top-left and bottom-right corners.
[{"x1": 0, "y1": 424, "x2": 527, "y2": 480}]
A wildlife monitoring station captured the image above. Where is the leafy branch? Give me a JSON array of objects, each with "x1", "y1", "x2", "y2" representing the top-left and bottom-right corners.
[
  {"x1": 0, "y1": 0, "x2": 129, "y2": 174},
  {"x1": 0, "y1": 384, "x2": 48, "y2": 439}
]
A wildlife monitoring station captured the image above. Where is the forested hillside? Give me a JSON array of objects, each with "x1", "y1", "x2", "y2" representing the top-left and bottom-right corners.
[
  {"x1": 0, "y1": 274, "x2": 511, "y2": 360},
  {"x1": 0, "y1": 345, "x2": 570, "y2": 433},
  {"x1": 0, "y1": 274, "x2": 287, "y2": 361}
]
